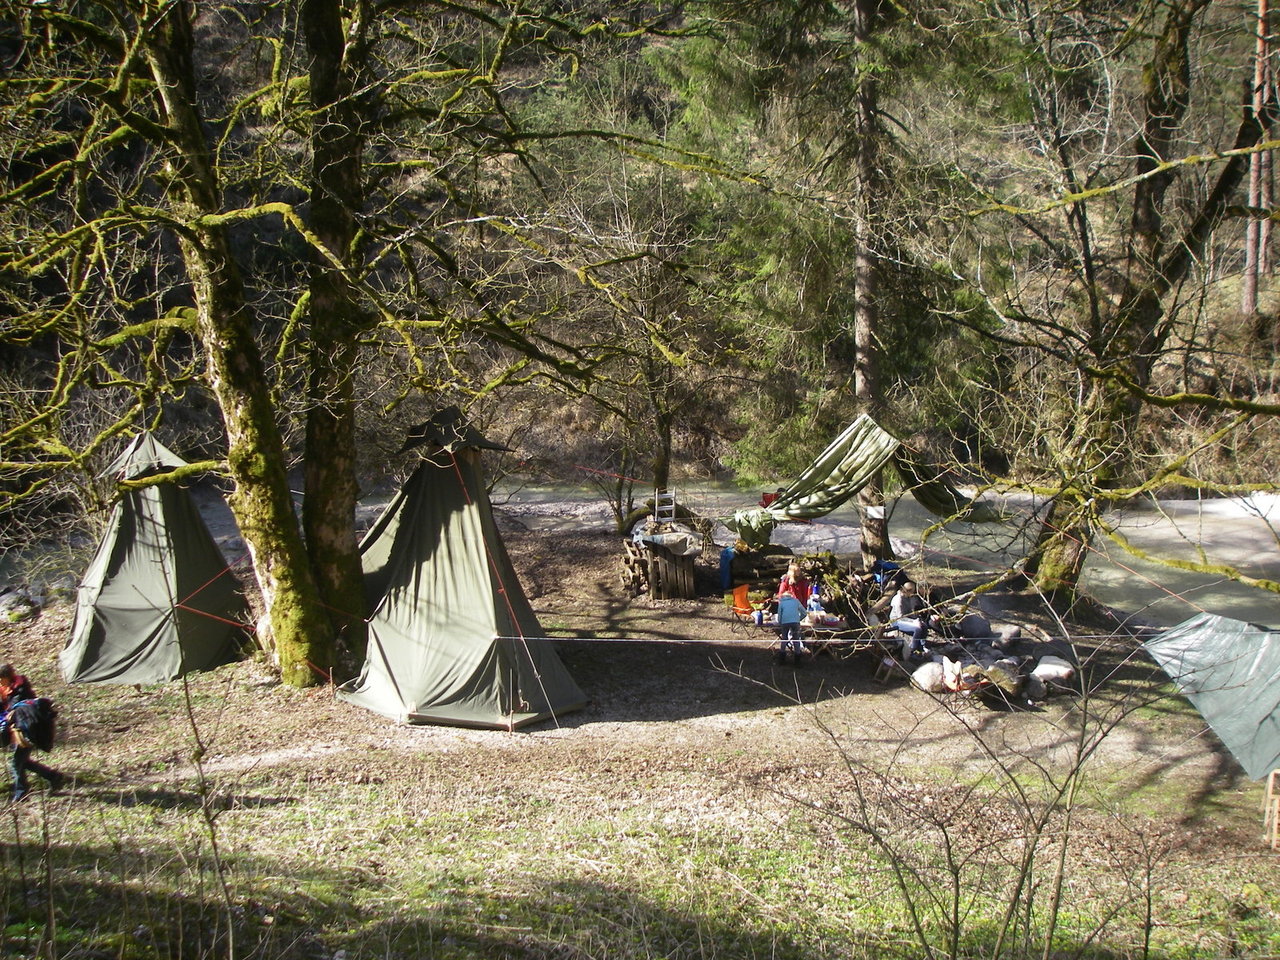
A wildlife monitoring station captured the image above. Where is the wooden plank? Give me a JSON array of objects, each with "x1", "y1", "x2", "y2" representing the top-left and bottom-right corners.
[{"x1": 1266, "y1": 770, "x2": 1280, "y2": 850}]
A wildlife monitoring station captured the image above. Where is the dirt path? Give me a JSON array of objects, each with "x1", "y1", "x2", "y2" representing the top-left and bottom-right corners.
[{"x1": 0, "y1": 506, "x2": 1261, "y2": 858}]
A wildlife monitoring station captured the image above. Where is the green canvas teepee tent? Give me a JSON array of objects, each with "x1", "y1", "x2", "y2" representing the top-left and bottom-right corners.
[
  {"x1": 61, "y1": 433, "x2": 249, "y2": 684},
  {"x1": 339, "y1": 413, "x2": 586, "y2": 729}
]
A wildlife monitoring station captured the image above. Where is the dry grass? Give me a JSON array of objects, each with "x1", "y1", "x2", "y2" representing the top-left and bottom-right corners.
[{"x1": 1, "y1": 524, "x2": 1278, "y2": 959}]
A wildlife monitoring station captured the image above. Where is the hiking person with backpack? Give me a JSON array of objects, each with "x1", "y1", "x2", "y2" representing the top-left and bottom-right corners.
[
  {"x1": 0, "y1": 663, "x2": 64, "y2": 803},
  {"x1": 0, "y1": 663, "x2": 33, "y2": 711}
]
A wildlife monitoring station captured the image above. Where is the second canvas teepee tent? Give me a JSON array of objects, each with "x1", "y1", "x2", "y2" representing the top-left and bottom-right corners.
[
  {"x1": 339, "y1": 412, "x2": 586, "y2": 729},
  {"x1": 61, "y1": 433, "x2": 249, "y2": 684}
]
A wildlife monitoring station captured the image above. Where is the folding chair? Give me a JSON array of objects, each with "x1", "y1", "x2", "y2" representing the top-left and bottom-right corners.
[
  {"x1": 732, "y1": 583, "x2": 778, "y2": 650},
  {"x1": 727, "y1": 584, "x2": 767, "y2": 640}
]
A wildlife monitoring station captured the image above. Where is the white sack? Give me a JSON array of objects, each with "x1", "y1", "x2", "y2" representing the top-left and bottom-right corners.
[
  {"x1": 1032, "y1": 655, "x2": 1075, "y2": 683},
  {"x1": 912, "y1": 660, "x2": 946, "y2": 693}
]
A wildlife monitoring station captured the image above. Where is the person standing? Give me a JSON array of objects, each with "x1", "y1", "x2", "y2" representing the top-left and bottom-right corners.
[
  {"x1": 775, "y1": 591, "x2": 807, "y2": 665},
  {"x1": 0, "y1": 664, "x2": 64, "y2": 803},
  {"x1": 0, "y1": 663, "x2": 33, "y2": 710},
  {"x1": 776, "y1": 562, "x2": 810, "y2": 603}
]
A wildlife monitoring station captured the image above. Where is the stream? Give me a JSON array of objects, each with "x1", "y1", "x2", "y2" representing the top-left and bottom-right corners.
[{"x1": 494, "y1": 482, "x2": 1280, "y2": 630}]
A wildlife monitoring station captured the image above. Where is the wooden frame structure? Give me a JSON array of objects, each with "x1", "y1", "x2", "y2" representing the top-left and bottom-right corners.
[{"x1": 1265, "y1": 769, "x2": 1280, "y2": 850}]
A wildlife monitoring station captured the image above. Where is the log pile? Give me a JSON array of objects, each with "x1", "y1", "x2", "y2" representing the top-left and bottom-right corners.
[
  {"x1": 619, "y1": 538, "x2": 697, "y2": 599},
  {"x1": 620, "y1": 540, "x2": 648, "y2": 597}
]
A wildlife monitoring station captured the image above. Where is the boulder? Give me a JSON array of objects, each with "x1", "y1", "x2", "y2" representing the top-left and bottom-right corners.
[{"x1": 1023, "y1": 674, "x2": 1048, "y2": 702}]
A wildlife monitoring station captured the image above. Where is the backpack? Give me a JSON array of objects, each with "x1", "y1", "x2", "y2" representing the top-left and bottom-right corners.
[{"x1": 7, "y1": 698, "x2": 57, "y2": 752}]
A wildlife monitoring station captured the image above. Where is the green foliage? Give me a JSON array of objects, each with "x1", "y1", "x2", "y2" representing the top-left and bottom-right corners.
[
  {"x1": 0, "y1": 0, "x2": 1276, "y2": 611},
  {"x1": 721, "y1": 382, "x2": 909, "y2": 487}
]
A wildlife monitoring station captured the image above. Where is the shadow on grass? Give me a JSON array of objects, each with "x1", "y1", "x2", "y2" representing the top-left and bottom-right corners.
[
  {"x1": 1, "y1": 833, "x2": 828, "y2": 960},
  {"x1": 76, "y1": 786, "x2": 299, "y2": 811},
  {"x1": 543, "y1": 630, "x2": 901, "y2": 728},
  {"x1": 325, "y1": 875, "x2": 1151, "y2": 960},
  {"x1": 0, "y1": 809, "x2": 1222, "y2": 960},
  {"x1": 0, "y1": 836, "x2": 336, "y2": 960}
]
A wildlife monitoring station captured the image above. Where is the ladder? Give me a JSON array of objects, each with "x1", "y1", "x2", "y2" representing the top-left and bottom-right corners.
[{"x1": 654, "y1": 488, "x2": 676, "y2": 523}]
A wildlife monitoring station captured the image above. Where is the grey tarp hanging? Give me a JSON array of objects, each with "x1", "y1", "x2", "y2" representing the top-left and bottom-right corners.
[
  {"x1": 1143, "y1": 612, "x2": 1280, "y2": 780},
  {"x1": 340, "y1": 433, "x2": 586, "y2": 730},
  {"x1": 61, "y1": 433, "x2": 249, "y2": 684},
  {"x1": 725, "y1": 414, "x2": 997, "y2": 549}
]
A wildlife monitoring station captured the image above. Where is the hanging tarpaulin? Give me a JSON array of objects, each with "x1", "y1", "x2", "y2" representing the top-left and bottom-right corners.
[
  {"x1": 893, "y1": 450, "x2": 1006, "y2": 523},
  {"x1": 725, "y1": 415, "x2": 902, "y2": 549},
  {"x1": 724, "y1": 415, "x2": 1003, "y2": 549},
  {"x1": 771, "y1": 415, "x2": 902, "y2": 521},
  {"x1": 1143, "y1": 613, "x2": 1280, "y2": 781}
]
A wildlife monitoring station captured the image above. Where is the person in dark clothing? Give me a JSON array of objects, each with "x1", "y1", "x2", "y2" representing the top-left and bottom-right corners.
[
  {"x1": 0, "y1": 663, "x2": 33, "y2": 711},
  {"x1": 888, "y1": 582, "x2": 937, "y2": 658},
  {"x1": 0, "y1": 664, "x2": 64, "y2": 803}
]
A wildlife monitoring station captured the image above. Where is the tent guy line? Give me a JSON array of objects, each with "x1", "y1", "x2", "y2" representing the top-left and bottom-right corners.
[{"x1": 504, "y1": 633, "x2": 1150, "y2": 644}]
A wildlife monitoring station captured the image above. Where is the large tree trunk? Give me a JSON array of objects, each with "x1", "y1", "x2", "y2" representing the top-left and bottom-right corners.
[
  {"x1": 301, "y1": 0, "x2": 371, "y2": 663},
  {"x1": 851, "y1": 0, "x2": 891, "y2": 568},
  {"x1": 145, "y1": 1, "x2": 332, "y2": 686},
  {"x1": 652, "y1": 404, "x2": 673, "y2": 494},
  {"x1": 1025, "y1": 498, "x2": 1093, "y2": 599},
  {"x1": 1031, "y1": 0, "x2": 1266, "y2": 600},
  {"x1": 854, "y1": 230, "x2": 891, "y2": 568}
]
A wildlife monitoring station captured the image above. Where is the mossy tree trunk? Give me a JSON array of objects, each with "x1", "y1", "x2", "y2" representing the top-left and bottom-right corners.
[
  {"x1": 144, "y1": 0, "x2": 332, "y2": 686},
  {"x1": 1026, "y1": 0, "x2": 1269, "y2": 601},
  {"x1": 1024, "y1": 492, "x2": 1095, "y2": 600},
  {"x1": 652, "y1": 403, "x2": 673, "y2": 496},
  {"x1": 301, "y1": 0, "x2": 372, "y2": 663}
]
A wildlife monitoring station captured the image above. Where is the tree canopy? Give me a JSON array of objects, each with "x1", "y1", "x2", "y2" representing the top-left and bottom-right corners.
[{"x1": 2, "y1": 0, "x2": 1277, "y2": 682}]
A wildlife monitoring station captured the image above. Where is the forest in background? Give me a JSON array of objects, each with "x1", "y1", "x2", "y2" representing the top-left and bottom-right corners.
[{"x1": 2, "y1": 0, "x2": 1278, "y2": 684}]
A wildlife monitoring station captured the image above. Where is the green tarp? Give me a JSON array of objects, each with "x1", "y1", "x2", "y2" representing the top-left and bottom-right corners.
[
  {"x1": 61, "y1": 433, "x2": 249, "y2": 684},
  {"x1": 725, "y1": 414, "x2": 999, "y2": 549},
  {"x1": 892, "y1": 450, "x2": 1004, "y2": 523},
  {"x1": 340, "y1": 437, "x2": 586, "y2": 730},
  {"x1": 1144, "y1": 612, "x2": 1280, "y2": 780}
]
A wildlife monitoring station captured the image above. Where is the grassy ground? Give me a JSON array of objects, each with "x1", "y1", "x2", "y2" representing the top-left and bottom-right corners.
[{"x1": 2, "y1": 525, "x2": 1279, "y2": 959}]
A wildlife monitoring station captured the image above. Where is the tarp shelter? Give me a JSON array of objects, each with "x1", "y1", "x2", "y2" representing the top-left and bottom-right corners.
[
  {"x1": 725, "y1": 414, "x2": 1001, "y2": 549},
  {"x1": 340, "y1": 411, "x2": 587, "y2": 729},
  {"x1": 1143, "y1": 612, "x2": 1280, "y2": 780},
  {"x1": 61, "y1": 433, "x2": 249, "y2": 684}
]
